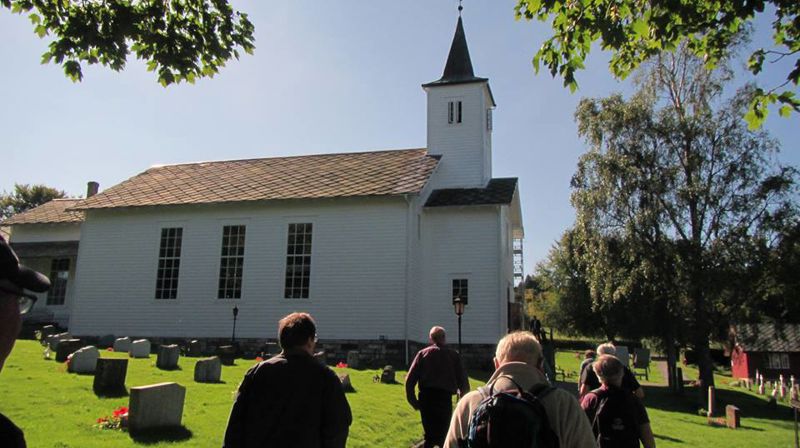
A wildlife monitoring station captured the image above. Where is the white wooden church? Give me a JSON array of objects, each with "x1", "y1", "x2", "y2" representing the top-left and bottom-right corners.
[{"x1": 5, "y1": 17, "x2": 524, "y2": 364}]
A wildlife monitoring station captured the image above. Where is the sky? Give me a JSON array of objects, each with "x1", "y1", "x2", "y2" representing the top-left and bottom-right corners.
[{"x1": 1, "y1": 1, "x2": 797, "y2": 275}]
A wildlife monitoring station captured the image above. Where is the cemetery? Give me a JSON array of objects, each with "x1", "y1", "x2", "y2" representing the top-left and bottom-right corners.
[{"x1": 0, "y1": 336, "x2": 797, "y2": 447}]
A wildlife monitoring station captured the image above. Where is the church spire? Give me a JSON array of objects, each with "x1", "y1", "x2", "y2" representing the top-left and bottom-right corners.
[{"x1": 423, "y1": 16, "x2": 487, "y2": 87}]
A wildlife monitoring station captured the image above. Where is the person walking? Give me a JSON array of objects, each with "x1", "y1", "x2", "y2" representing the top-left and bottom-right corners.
[
  {"x1": 444, "y1": 331, "x2": 597, "y2": 448},
  {"x1": 0, "y1": 235, "x2": 51, "y2": 447},
  {"x1": 223, "y1": 312, "x2": 352, "y2": 448},
  {"x1": 579, "y1": 342, "x2": 643, "y2": 399},
  {"x1": 580, "y1": 355, "x2": 655, "y2": 448},
  {"x1": 405, "y1": 326, "x2": 469, "y2": 448}
]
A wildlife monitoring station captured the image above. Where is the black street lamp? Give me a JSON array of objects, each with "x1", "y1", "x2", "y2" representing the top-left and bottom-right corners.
[
  {"x1": 231, "y1": 305, "x2": 239, "y2": 344},
  {"x1": 453, "y1": 297, "x2": 465, "y2": 354}
]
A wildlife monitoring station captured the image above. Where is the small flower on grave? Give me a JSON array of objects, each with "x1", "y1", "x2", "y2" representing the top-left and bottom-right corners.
[
  {"x1": 107, "y1": 347, "x2": 113, "y2": 352},
  {"x1": 95, "y1": 406, "x2": 129, "y2": 431},
  {"x1": 255, "y1": 356, "x2": 263, "y2": 362},
  {"x1": 336, "y1": 362, "x2": 348, "y2": 368}
]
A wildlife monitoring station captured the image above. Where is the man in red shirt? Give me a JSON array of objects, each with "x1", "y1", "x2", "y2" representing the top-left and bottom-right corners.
[{"x1": 405, "y1": 326, "x2": 469, "y2": 448}]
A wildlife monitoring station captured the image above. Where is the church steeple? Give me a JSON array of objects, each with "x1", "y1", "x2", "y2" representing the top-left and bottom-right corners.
[{"x1": 423, "y1": 16, "x2": 488, "y2": 87}]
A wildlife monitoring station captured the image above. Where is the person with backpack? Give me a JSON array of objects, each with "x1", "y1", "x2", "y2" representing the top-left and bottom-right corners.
[
  {"x1": 443, "y1": 331, "x2": 596, "y2": 448},
  {"x1": 580, "y1": 355, "x2": 655, "y2": 448},
  {"x1": 579, "y1": 343, "x2": 643, "y2": 399}
]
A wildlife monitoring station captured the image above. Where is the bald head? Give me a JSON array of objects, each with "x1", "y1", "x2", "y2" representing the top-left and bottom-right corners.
[
  {"x1": 495, "y1": 331, "x2": 543, "y2": 367},
  {"x1": 429, "y1": 326, "x2": 446, "y2": 346}
]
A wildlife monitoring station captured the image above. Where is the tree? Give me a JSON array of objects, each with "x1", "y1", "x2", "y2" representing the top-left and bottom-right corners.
[
  {"x1": 0, "y1": 183, "x2": 67, "y2": 219},
  {"x1": 514, "y1": 0, "x2": 799, "y2": 128},
  {"x1": 2, "y1": 0, "x2": 255, "y2": 86},
  {"x1": 570, "y1": 44, "x2": 797, "y2": 392}
]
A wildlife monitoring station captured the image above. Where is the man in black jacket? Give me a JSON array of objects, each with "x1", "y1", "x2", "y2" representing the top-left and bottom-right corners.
[
  {"x1": 223, "y1": 312, "x2": 352, "y2": 448},
  {"x1": 0, "y1": 236, "x2": 51, "y2": 448}
]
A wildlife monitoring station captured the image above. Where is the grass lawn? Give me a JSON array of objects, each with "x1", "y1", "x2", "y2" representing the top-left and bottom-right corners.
[{"x1": 1, "y1": 341, "x2": 797, "y2": 447}]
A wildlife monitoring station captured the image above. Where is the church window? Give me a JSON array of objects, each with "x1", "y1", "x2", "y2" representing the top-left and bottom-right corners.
[
  {"x1": 448, "y1": 100, "x2": 463, "y2": 124},
  {"x1": 218, "y1": 225, "x2": 246, "y2": 299},
  {"x1": 765, "y1": 353, "x2": 790, "y2": 369},
  {"x1": 155, "y1": 227, "x2": 182, "y2": 299},
  {"x1": 46, "y1": 258, "x2": 70, "y2": 305},
  {"x1": 452, "y1": 278, "x2": 469, "y2": 305},
  {"x1": 285, "y1": 223, "x2": 313, "y2": 299}
]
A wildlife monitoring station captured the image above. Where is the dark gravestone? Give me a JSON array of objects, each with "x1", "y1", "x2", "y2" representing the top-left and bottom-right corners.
[
  {"x1": 186, "y1": 340, "x2": 204, "y2": 357},
  {"x1": 56, "y1": 339, "x2": 83, "y2": 363},
  {"x1": 194, "y1": 356, "x2": 222, "y2": 383},
  {"x1": 157, "y1": 344, "x2": 180, "y2": 370},
  {"x1": 97, "y1": 334, "x2": 116, "y2": 348},
  {"x1": 725, "y1": 405, "x2": 740, "y2": 429},
  {"x1": 217, "y1": 345, "x2": 236, "y2": 366},
  {"x1": 40, "y1": 325, "x2": 58, "y2": 342},
  {"x1": 380, "y1": 365, "x2": 396, "y2": 384},
  {"x1": 93, "y1": 358, "x2": 128, "y2": 396}
]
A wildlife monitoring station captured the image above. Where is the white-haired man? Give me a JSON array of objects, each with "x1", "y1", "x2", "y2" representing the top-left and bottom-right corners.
[
  {"x1": 444, "y1": 331, "x2": 596, "y2": 448},
  {"x1": 581, "y1": 355, "x2": 655, "y2": 448},
  {"x1": 579, "y1": 342, "x2": 643, "y2": 399}
]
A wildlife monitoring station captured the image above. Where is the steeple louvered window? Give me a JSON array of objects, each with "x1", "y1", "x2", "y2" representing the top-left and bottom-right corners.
[{"x1": 448, "y1": 100, "x2": 463, "y2": 124}]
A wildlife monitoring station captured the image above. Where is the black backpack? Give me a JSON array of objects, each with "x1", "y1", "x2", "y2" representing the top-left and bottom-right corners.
[
  {"x1": 465, "y1": 376, "x2": 559, "y2": 448},
  {"x1": 589, "y1": 387, "x2": 640, "y2": 448}
]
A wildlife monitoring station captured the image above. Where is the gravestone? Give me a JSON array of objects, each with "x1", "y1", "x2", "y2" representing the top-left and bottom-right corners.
[
  {"x1": 68, "y1": 346, "x2": 99, "y2": 374},
  {"x1": 47, "y1": 332, "x2": 71, "y2": 351},
  {"x1": 380, "y1": 365, "x2": 396, "y2": 384},
  {"x1": 615, "y1": 346, "x2": 630, "y2": 366},
  {"x1": 346, "y1": 351, "x2": 360, "y2": 369},
  {"x1": 338, "y1": 373, "x2": 355, "y2": 392},
  {"x1": 93, "y1": 358, "x2": 128, "y2": 395},
  {"x1": 40, "y1": 325, "x2": 58, "y2": 342},
  {"x1": 725, "y1": 405, "x2": 740, "y2": 429},
  {"x1": 129, "y1": 339, "x2": 151, "y2": 358},
  {"x1": 113, "y1": 337, "x2": 132, "y2": 353},
  {"x1": 97, "y1": 334, "x2": 116, "y2": 348},
  {"x1": 186, "y1": 340, "x2": 204, "y2": 357},
  {"x1": 56, "y1": 339, "x2": 83, "y2": 363},
  {"x1": 217, "y1": 345, "x2": 236, "y2": 366},
  {"x1": 194, "y1": 356, "x2": 222, "y2": 383},
  {"x1": 157, "y1": 344, "x2": 180, "y2": 369},
  {"x1": 633, "y1": 348, "x2": 651, "y2": 368},
  {"x1": 128, "y1": 382, "x2": 186, "y2": 434}
]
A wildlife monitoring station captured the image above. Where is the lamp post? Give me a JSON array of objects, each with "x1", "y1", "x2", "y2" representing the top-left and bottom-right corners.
[
  {"x1": 231, "y1": 305, "x2": 239, "y2": 344},
  {"x1": 453, "y1": 297, "x2": 465, "y2": 354}
]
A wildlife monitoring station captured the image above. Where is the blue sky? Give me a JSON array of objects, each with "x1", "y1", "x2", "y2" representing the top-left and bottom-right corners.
[{"x1": 1, "y1": 1, "x2": 797, "y2": 274}]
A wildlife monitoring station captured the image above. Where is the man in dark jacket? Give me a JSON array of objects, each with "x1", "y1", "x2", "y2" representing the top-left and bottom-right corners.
[
  {"x1": 0, "y1": 236, "x2": 51, "y2": 448},
  {"x1": 405, "y1": 326, "x2": 469, "y2": 448},
  {"x1": 223, "y1": 312, "x2": 352, "y2": 448}
]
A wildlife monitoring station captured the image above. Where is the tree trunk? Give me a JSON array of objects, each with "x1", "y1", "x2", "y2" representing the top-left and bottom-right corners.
[{"x1": 664, "y1": 334, "x2": 678, "y2": 391}]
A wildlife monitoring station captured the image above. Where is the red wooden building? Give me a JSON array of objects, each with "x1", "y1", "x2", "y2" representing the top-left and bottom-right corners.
[{"x1": 729, "y1": 324, "x2": 800, "y2": 380}]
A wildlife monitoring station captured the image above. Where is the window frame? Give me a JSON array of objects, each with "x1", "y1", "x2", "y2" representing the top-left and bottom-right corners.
[
  {"x1": 217, "y1": 224, "x2": 247, "y2": 299},
  {"x1": 451, "y1": 277, "x2": 469, "y2": 306},
  {"x1": 284, "y1": 222, "x2": 313, "y2": 299},
  {"x1": 155, "y1": 227, "x2": 183, "y2": 300},
  {"x1": 46, "y1": 258, "x2": 70, "y2": 306}
]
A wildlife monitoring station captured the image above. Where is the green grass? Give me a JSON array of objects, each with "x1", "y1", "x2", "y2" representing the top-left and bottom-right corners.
[{"x1": 2, "y1": 341, "x2": 797, "y2": 447}]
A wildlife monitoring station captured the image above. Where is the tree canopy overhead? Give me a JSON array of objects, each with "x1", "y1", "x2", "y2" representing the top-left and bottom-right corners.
[
  {"x1": 2, "y1": 0, "x2": 255, "y2": 86},
  {"x1": 515, "y1": 0, "x2": 799, "y2": 128}
]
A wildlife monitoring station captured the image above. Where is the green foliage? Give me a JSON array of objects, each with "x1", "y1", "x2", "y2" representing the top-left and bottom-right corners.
[
  {"x1": 0, "y1": 183, "x2": 66, "y2": 219},
  {"x1": 1, "y1": 0, "x2": 255, "y2": 85},
  {"x1": 514, "y1": 0, "x2": 800, "y2": 127}
]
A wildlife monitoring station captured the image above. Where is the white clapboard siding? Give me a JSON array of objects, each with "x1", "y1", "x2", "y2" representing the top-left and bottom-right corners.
[
  {"x1": 426, "y1": 82, "x2": 493, "y2": 190},
  {"x1": 69, "y1": 198, "x2": 410, "y2": 340},
  {"x1": 9, "y1": 223, "x2": 81, "y2": 243},
  {"x1": 413, "y1": 206, "x2": 503, "y2": 344}
]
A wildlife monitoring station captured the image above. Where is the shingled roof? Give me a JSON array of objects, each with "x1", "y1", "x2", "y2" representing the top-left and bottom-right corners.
[
  {"x1": 73, "y1": 149, "x2": 440, "y2": 210},
  {"x1": 733, "y1": 323, "x2": 800, "y2": 352},
  {"x1": 2, "y1": 199, "x2": 84, "y2": 225},
  {"x1": 425, "y1": 178, "x2": 518, "y2": 207}
]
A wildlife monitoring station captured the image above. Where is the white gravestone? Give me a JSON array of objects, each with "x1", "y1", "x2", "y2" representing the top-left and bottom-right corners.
[
  {"x1": 194, "y1": 356, "x2": 222, "y2": 383},
  {"x1": 68, "y1": 346, "x2": 99, "y2": 374},
  {"x1": 129, "y1": 339, "x2": 151, "y2": 358},
  {"x1": 615, "y1": 346, "x2": 630, "y2": 366},
  {"x1": 113, "y1": 337, "x2": 132, "y2": 353},
  {"x1": 128, "y1": 382, "x2": 186, "y2": 434}
]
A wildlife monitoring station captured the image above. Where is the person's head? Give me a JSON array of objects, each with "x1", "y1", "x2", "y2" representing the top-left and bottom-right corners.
[
  {"x1": 494, "y1": 331, "x2": 543, "y2": 370},
  {"x1": 429, "y1": 326, "x2": 446, "y2": 346},
  {"x1": 278, "y1": 312, "x2": 317, "y2": 354},
  {"x1": 597, "y1": 342, "x2": 616, "y2": 356},
  {"x1": 0, "y1": 236, "x2": 50, "y2": 372},
  {"x1": 584, "y1": 349, "x2": 596, "y2": 360},
  {"x1": 593, "y1": 354, "x2": 625, "y2": 387}
]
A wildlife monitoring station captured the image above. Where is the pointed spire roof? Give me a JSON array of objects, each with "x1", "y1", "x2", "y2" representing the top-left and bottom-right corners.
[{"x1": 423, "y1": 16, "x2": 488, "y2": 88}]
